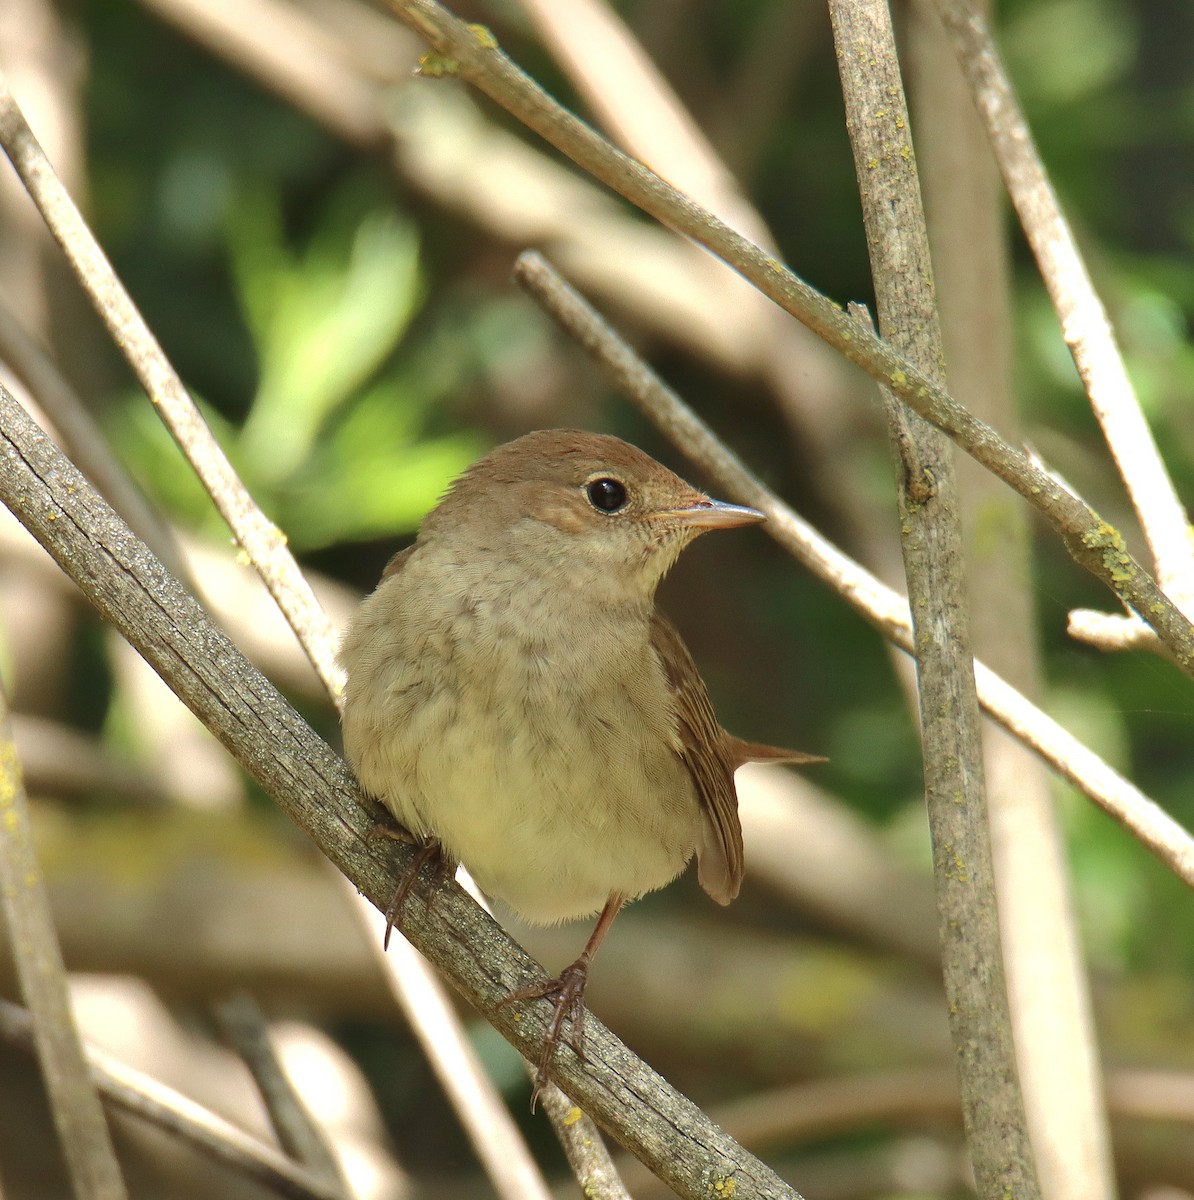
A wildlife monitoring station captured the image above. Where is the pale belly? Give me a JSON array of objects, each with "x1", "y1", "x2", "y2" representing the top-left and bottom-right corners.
[
  {"x1": 400, "y1": 684, "x2": 701, "y2": 923},
  {"x1": 345, "y1": 637, "x2": 702, "y2": 921},
  {"x1": 341, "y1": 561, "x2": 707, "y2": 923}
]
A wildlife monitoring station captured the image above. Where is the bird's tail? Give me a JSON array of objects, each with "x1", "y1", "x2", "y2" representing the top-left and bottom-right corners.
[{"x1": 727, "y1": 736, "x2": 828, "y2": 768}]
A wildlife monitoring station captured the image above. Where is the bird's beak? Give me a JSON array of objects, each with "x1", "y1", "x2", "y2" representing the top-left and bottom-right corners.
[{"x1": 660, "y1": 498, "x2": 766, "y2": 531}]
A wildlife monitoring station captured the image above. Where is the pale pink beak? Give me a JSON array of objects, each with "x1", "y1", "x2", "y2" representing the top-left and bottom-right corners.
[{"x1": 661, "y1": 498, "x2": 765, "y2": 531}]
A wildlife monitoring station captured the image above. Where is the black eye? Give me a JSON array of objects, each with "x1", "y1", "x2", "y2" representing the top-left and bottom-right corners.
[{"x1": 586, "y1": 477, "x2": 628, "y2": 513}]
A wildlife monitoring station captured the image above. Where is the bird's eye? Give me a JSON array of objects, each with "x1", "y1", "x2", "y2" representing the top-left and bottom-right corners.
[{"x1": 586, "y1": 477, "x2": 628, "y2": 513}]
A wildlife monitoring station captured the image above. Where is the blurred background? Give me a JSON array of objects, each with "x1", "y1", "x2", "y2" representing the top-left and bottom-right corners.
[{"x1": 1, "y1": 0, "x2": 1194, "y2": 1196}]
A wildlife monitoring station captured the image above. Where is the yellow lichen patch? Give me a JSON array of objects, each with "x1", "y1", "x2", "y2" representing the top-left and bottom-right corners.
[
  {"x1": 466, "y1": 23, "x2": 498, "y2": 48},
  {"x1": 890, "y1": 369, "x2": 907, "y2": 387},
  {"x1": 563, "y1": 1106, "x2": 584, "y2": 1127},
  {"x1": 417, "y1": 50, "x2": 461, "y2": 77},
  {"x1": 712, "y1": 1178, "x2": 736, "y2": 1197},
  {"x1": 1080, "y1": 521, "x2": 1137, "y2": 583}
]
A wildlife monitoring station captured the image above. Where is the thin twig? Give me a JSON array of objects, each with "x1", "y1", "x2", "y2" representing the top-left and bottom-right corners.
[
  {"x1": 0, "y1": 383, "x2": 806, "y2": 1200},
  {"x1": 512, "y1": 251, "x2": 1194, "y2": 891},
  {"x1": 830, "y1": 1, "x2": 1039, "y2": 1191},
  {"x1": 0, "y1": 71, "x2": 562, "y2": 1200},
  {"x1": 215, "y1": 993, "x2": 348, "y2": 1194},
  {"x1": 0, "y1": 69, "x2": 344, "y2": 700},
  {"x1": 0, "y1": 998, "x2": 345, "y2": 1200},
  {"x1": 1067, "y1": 610, "x2": 1162, "y2": 656},
  {"x1": 515, "y1": 0, "x2": 772, "y2": 247},
  {"x1": 932, "y1": 0, "x2": 1194, "y2": 614},
  {"x1": 0, "y1": 691, "x2": 128, "y2": 1200},
  {"x1": 536, "y1": 1081, "x2": 632, "y2": 1200},
  {"x1": 139, "y1": 0, "x2": 400, "y2": 146},
  {"x1": 0, "y1": 300, "x2": 190, "y2": 586},
  {"x1": 382, "y1": 0, "x2": 1194, "y2": 673},
  {"x1": 349, "y1": 892, "x2": 556, "y2": 1200}
]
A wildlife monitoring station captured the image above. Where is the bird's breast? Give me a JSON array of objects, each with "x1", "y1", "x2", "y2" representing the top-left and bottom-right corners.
[{"x1": 341, "y1": 570, "x2": 702, "y2": 923}]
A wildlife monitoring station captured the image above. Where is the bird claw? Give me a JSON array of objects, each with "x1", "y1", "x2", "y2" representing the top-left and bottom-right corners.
[
  {"x1": 373, "y1": 836, "x2": 445, "y2": 949},
  {"x1": 500, "y1": 960, "x2": 590, "y2": 1109}
]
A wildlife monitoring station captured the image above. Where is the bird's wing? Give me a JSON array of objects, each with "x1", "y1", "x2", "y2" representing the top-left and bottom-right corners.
[
  {"x1": 649, "y1": 610, "x2": 744, "y2": 905},
  {"x1": 381, "y1": 544, "x2": 415, "y2": 580}
]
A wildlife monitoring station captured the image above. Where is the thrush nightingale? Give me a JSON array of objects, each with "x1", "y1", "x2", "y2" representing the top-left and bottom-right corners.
[{"x1": 340, "y1": 429, "x2": 819, "y2": 1101}]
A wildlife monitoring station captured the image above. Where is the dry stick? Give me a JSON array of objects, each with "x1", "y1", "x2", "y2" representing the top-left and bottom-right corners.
[
  {"x1": 0, "y1": 71, "x2": 560, "y2": 1200},
  {"x1": 139, "y1": 0, "x2": 398, "y2": 147},
  {"x1": 0, "y1": 998, "x2": 345, "y2": 1200},
  {"x1": 0, "y1": 301, "x2": 191, "y2": 587},
  {"x1": 0, "y1": 70, "x2": 342, "y2": 702},
  {"x1": 0, "y1": 693, "x2": 128, "y2": 1200},
  {"x1": 0, "y1": 385, "x2": 806, "y2": 1200},
  {"x1": 514, "y1": 0, "x2": 772, "y2": 248},
  {"x1": 384, "y1": 0, "x2": 1194, "y2": 674},
  {"x1": 215, "y1": 994, "x2": 348, "y2": 1195},
  {"x1": 536, "y1": 1082, "x2": 633, "y2": 1200},
  {"x1": 932, "y1": 0, "x2": 1194, "y2": 614},
  {"x1": 830, "y1": 2, "x2": 1039, "y2": 1194},
  {"x1": 621, "y1": 1063, "x2": 1194, "y2": 1198},
  {"x1": 909, "y1": 5, "x2": 1116, "y2": 1197},
  {"x1": 351, "y1": 899, "x2": 561, "y2": 1200},
  {"x1": 511, "y1": 253, "x2": 1194, "y2": 889}
]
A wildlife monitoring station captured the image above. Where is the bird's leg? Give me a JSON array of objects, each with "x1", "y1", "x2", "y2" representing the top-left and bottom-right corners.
[
  {"x1": 500, "y1": 894, "x2": 626, "y2": 1106},
  {"x1": 366, "y1": 824, "x2": 445, "y2": 949}
]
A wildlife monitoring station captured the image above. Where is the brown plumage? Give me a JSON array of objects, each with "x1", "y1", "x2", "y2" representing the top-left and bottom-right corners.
[{"x1": 340, "y1": 429, "x2": 821, "y2": 1102}]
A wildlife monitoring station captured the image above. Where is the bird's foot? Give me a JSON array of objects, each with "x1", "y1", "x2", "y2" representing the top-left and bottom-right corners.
[
  {"x1": 365, "y1": 818, "x2": 418, "y2": 846},
  {"x1": 500, "y1": 959, "x2": 590, "y2": 1109},
  {"x1": 366, "y1": 831, "x2": 445, "y2": 949}
]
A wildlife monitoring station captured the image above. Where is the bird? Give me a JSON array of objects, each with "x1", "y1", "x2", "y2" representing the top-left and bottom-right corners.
[{"x1": 339, "y1": 429, "x2": 820, "y2": 1102}]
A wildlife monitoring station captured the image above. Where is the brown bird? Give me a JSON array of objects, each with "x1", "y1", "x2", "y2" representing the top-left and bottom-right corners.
[{"x1": 340, "y1": 430, "x2": 820, "y2": 1102}]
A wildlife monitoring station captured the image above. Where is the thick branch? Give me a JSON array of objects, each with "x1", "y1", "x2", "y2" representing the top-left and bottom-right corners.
[
  {"x1": 0, "y1": 384, "x2": 804, "y2": 1200},
  {"x1": 830, "y1": 1, "x2": 1038, "y2": 1192}
]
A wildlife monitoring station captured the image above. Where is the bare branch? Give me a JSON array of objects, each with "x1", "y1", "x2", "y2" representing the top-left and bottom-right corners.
[
  {"x1": 139, "y1": 0, "x2": 398, "y2": 147},
  {"x1": 1067, "y1": 610, "x2": 1162, "y2": 657},
  {"x1": 512, "y1": 251, "x2": 1194, "y2": 891},
  {"x1": 514, "y1": 0, "x2": 772, "y2": 247},
  {"x1": 910, "y1": 3, "x2": 1115, "y2": 1195},
  {"x1": 0, "y1": 300, "x2": 189, "y2": 586},
  {"x1": 0, "y1": 383, "x2": 806, "y2": 1200},
  {"x1": 536, "y1": 1081, "x2": 632, "y2": 1200},
  {"x1": 0, "y1": 69, "x2": 344, "y2": 700},
  {"x1": 0, "y1": 998, "x2": 345, "y2": 1200},
  {"x1": 932, "y1": 0, "x2": 1194, "y2": 613},
  {"x1": 348, "y1": 892, "x2": 556, "y2": 1200},
  {"x1": 215, "y1": 994, "x2": 349, "y2": 1195},
  {"x1": 830, "y1": 0, "x2": 1038, "y2": 1190},
  {"x1": 0, "y1": 694, "x2": 128, "y2": 1200},
  {"x1": 382, "y1": 0, "x2": 1194, "y2": 673}
]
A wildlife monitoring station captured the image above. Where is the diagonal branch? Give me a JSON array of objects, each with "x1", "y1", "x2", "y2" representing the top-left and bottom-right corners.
[
  {"x1": 0, "y1": 382, "x2": 806, "y2": 1200},
  {"x1": 512, "y1": 251, "x2": 1194, "y2": 893},
  {"x1": 0, "y1": 69, "x2": 342, "y2": 700},
  {"x1": 932, "y1": 0, "x2": 1194, "y2": 613},
  {"x1": 0, "y1": 69, "x2": 563, "y2": 1200},
  {"x1": 0, "y1": 691, "x2": 128, "y2": 1200},
  {"x1": 0, "y1": 998, "x2": 345, "y2": 1200},
  {"x1": 382, "y1": 0, "x2": 1194, "y2": 674}
]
